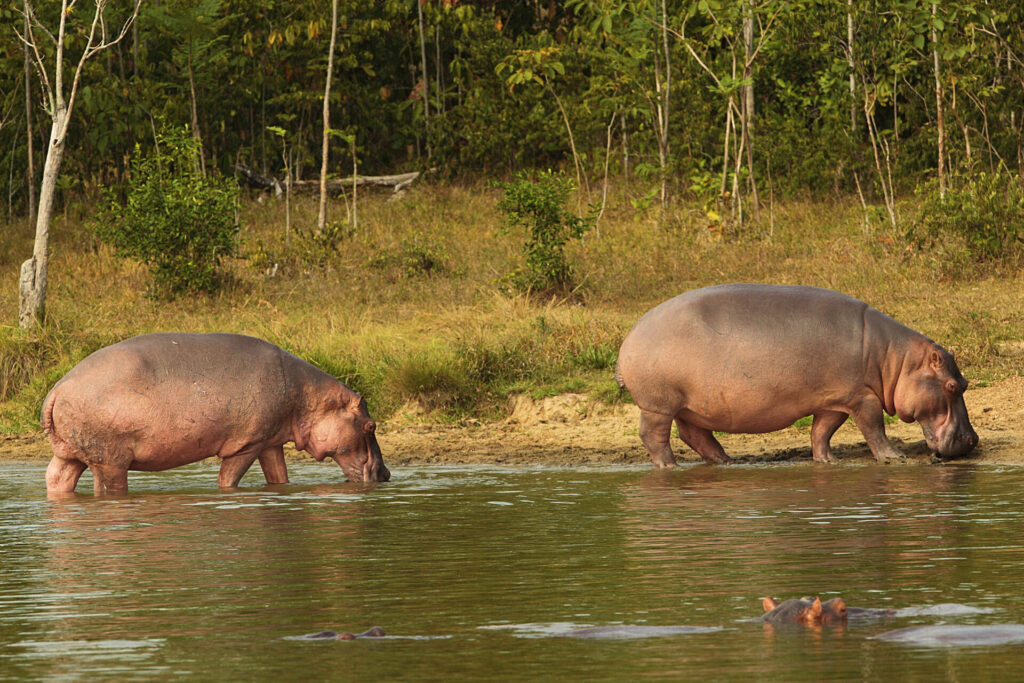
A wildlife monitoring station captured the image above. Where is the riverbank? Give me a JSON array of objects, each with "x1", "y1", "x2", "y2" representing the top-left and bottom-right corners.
[
  {"x1": 4, "y1": 376, "x2": 1021, "y2": 468},
  {"x1": 2, "y1": 187, "x2": 1022, "y2": 456}
]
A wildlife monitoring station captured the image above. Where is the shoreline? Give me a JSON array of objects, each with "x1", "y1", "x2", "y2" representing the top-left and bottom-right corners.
[{"x1": 4, "y1": 376, "x2": 1021, "y2": 468}]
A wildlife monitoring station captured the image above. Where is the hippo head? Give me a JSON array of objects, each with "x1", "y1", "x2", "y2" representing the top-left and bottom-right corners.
[
  {"x1": 820, "y1": 598, "x2": 848, "y2": 625},
  {"x1": 304, "y1": 392, "x2": 390, "y2": 483},
  {"x1": 894, "y1": 345, "x2": 979, "y2": 458},
  {"x1": 762, "y1": 596, "x2": 824, "y2": 625}
]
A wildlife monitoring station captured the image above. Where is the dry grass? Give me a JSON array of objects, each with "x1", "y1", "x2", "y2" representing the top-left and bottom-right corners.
[{"x1": 0, "y1": 182, "x2": 1021, "y2": 432}]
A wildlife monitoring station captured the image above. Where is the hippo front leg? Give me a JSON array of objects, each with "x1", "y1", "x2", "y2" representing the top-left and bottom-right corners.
[
  {"x1": 851, "y1": 397, "x2": 905, "y2": 462},
  {"x1": 257, "y1": 445, "x2": 289, "y2": 484},
  {"x1": 810, "y1": 411, "x2": 849, "y2": 463},
  {"x1": 638, "y1": 410, "x2": 678, "y2": 468},
  {"x1": 90, "y1": 463, "x2": 129, "y2": 495},
  {"x1": 218, "y1": 452, "x2": 259, "y2": 488}
]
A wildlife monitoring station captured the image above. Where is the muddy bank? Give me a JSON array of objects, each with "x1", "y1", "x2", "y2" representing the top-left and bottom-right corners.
[{"x1": 3, "y1": 376, "x2": 1022, "y2": 467}]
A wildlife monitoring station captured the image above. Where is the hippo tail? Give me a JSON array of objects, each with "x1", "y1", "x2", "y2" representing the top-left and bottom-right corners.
[
  {"x1": 614, "y1": 359, "x2": 626, "y2": 398},
  {"x1": 41, "y1": 388, "x2": 59, "y2": 440}
]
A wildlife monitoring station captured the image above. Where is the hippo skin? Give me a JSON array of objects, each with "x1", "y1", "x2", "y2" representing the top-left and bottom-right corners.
[
  {"x1": 616, "y1": 284, "x2": 979, "y2": 466},
  {"x1": 43, "y1": 333, "x2": 389, "y2": 494}
]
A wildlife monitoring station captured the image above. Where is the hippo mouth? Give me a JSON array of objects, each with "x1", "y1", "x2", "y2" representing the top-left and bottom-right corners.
[
  {"x1": 921, "y1": 420, "x2": 979, "y2": 459},
  {"x1": 332, "y1": 435, "x2": 390, "y2": 482}
]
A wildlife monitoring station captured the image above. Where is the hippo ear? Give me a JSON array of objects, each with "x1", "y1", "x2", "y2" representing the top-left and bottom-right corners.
[
  {"x1": 929, "y1": 349, "x2": 944, "y2": 372},
  {"x1": 808, "y1": 597, "x2": 822, "y2": 618},
  {"x1": 763, "y1": 597, "x2": 778, "y2": 612}
]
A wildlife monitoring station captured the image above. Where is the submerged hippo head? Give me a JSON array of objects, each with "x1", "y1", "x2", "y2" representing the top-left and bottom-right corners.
[
  {"x1": 820, "y1": 598, "x2": 848, "y2": 625},
  {"x1": 763, "y1": 597, "x2": 828, "y2": 626},
  {"x1": 304, "y1": 392, "x2": 390, "y2": 483},
  {"x1": 895, "y1": 345, "x2": 978, "y2": 458}
]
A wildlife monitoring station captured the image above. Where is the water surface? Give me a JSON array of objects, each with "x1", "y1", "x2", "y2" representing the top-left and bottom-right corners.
[{"x1": 2, "y1": 461, "x2": 1024, "y2": 680}]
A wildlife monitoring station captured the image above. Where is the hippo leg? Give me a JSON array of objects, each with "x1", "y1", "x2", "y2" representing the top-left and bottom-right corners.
[
  {"x1": 90, "y1": 463, "x2": 128, "y2": 495},
  {"x1": 810, "y1": 411, "x2": 849, "y2": 463},
  {"x1": 45, "y1": 456, "x2": 87, "y2": 494},
  {"x1": 675, "y1": 418, "x2": 734, "y2": 464},
  {"x1": 257, "y1": 445, "x2": 289, "y2": 484},
  {"x1": 638, "y1": 410, "x2": 677, "y2": 468},
  {"x1": 851, "y1": 398, "x2": 905, "y2": 462},
  {"x1": 218, "y1": 452, "x2": 259, "y2": 488}
]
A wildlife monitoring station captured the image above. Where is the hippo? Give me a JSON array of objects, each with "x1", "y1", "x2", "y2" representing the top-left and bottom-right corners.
[
  {"x1": 874, "y1": 625, "x2": 1024, "y2": 647},
  {"x1": 762, "y1": 597, "x2": 842, "y2": 626},
  {"x1": 302, "y1": 627, "x2": 386, "y2": 641},
  {"x1": 616, "y1": 284, "x2": 978, "y2": 466},
  {"x1": 761, "y1": 596, "x2": 892, "y2": 626},
  {"x1": 43, "y1": 333, "x2": 389, "y2": 494}
]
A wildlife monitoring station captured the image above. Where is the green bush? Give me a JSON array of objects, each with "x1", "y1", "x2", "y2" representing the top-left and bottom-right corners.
[
  {"x1": 908, "y1": 172, "x2": 1024, "y2": 268},
  {"x1": 496, "y1": 170, "x2": 591, "y2": 294},
  {"x1": 92, "y1": 127, "x2": 239, "y2": 295}
]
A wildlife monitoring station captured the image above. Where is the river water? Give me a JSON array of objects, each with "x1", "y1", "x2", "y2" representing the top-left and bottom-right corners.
[{"x1": 2, "y1": 461, "x2": 1024, "y2": 680}]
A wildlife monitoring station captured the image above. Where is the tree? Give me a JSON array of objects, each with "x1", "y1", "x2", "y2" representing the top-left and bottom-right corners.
[
  {"x1": 318, "y1": 0, "x2": 339, "y2": 234},
  {"x1": 18, "y1": 0, "x2": 140, "y2": 328}
]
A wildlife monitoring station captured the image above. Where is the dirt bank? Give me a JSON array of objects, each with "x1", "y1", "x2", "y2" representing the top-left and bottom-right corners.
[{"x1": 4, "y1": 376, "x2": 1021, "y2": 468}]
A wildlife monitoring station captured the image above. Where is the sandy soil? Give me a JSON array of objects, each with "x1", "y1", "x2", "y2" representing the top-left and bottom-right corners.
[{"x1": 4, "y1": 377, "x2": 1021, "y2": 468}]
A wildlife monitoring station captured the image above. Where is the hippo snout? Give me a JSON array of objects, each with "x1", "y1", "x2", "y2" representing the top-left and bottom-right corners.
[{"x1": 939, "y1": 427, "x2": 979, "y2": 459}]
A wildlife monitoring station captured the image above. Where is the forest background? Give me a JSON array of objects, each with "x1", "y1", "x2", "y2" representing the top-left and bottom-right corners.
[{"x1": 0, "y1": 0, "x2": 1021, "y2": 446}]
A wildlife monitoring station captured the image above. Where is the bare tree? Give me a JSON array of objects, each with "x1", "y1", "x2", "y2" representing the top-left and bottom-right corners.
[
  {"x1": 317, "y1": 0, "x2": 340, "y2": 234},
  {"x1": 23, "y1": 5, "x2": 35, "y2": 225},
  {"x1": 931, "y1": 1, "x2": 946, "y2": 197},
  {"x1": 18, "y1": 0, "x2": 141, "y2": 328}
]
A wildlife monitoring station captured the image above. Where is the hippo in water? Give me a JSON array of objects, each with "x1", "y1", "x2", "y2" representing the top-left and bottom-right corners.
[
  {"x1": 43, "y1": 333, "x2": 390, "y2": 494},
  {"x1": 302, "y1": 627, "x2": 386, "y2": 641},
  {"x1": 616, "y1": 284, "x2": 978, "y2": 466},
  {"x1": 761, "y1": 596, "x2": 893, "y2": 626},
  {"x1": 762, "y1": 597, "x2": 843, "y2": 626}
]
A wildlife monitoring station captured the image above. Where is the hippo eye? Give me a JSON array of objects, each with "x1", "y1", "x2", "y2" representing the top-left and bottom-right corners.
[{"x1": 944, "y1": 379, "x2": 960, "y2": 395}]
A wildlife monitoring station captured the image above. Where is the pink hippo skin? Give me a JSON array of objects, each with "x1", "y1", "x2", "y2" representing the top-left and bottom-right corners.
[
  {"x1": 616, "y1": 284, "x2": 978, "y2": 466},
  {"x1": 43, "y1": 333, "x2": 389, "y2": 494}
]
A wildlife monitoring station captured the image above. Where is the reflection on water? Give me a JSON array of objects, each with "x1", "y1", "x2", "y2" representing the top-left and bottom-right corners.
[{"x1": 2, "y1": 461, "x2": 1024, "y2": 679}]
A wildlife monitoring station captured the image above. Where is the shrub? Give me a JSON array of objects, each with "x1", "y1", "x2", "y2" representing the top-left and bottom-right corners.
[
  {"x1": 907, "y1": 172, "x2": 1024, "y2": 269},
  {"x1": 92, "y1": 127, "x2": 239, "y2": 295},
  {"x1": 496, "y1": 170, "x2": 591, "y2": 294}
]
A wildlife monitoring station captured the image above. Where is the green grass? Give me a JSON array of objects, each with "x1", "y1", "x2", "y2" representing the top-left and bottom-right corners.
[{"x1": 0, "y1": 181, "x2": 1020, "y2": 433}]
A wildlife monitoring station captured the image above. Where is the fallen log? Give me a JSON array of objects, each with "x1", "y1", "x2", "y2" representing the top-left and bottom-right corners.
[{"x1": 235, "y1": 162, "x2": 423, "y2": 195}]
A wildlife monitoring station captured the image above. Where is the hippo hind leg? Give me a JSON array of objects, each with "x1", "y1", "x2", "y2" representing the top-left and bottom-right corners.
[
  {"x1": 675, "y1": 418, "x2": 733, "y2": 464},
  {"x1": 810, "y1": 411, "x2": 848, "y2": 463},
  {"x1": 90, "y1": 463, "x2": 129, "y2": 495},
  {"x1": 45, "y1": 456, "x2": 87, "y2": 494},
  {"x1": 638, "y1": 410, "x2": 677, "y2": 468}
]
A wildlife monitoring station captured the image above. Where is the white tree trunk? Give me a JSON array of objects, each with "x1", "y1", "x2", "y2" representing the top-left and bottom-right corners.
[
  {"x1": 317, "y1": 0, "x2": 339, "y2": 234},
  {"x1": 20, "y1": 110, "x2": 66, "y2": 327},
  {"x1": 23, "y1": 6, "x2": 35, "y2": 224}
]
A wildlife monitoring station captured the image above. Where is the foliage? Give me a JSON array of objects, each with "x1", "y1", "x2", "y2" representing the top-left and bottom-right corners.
[
  {"x1": 91, "y1": 127, "x2": 239, "y2": 295},
  {"x1": 368, "y1": 231, "x2": 450, "y2": 279},
  {"x1": 496, "y1": 171, "x2": 592, "y2": 294},
  {"x1": 908, "y1": 172, "x2": 1024, "y2": 269}
]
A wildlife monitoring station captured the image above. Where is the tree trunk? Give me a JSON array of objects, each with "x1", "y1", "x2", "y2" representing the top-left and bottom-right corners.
[
  {"x1": 318, "y1": 0, "x2": 339, "y2": 234},
  {"x1": 931, "y1": 2, "x2": 946, "y2": 196},
  {"x1": 187, "y1": 40, "x2": 206, "y2": 176},
  {"x1": 742, "y1": 1, "x2": 759, "y2": 220},
  {"x1": 24, "y1": 7, "x2": 35, "y2": 224},
  {"x1": 847, "y1": 1, "x2": 856, "y2": 132},
  {"x1": 417, "y1": 0, "x2": 430, "y2": 157},
  {"x1": 658, "y1": 0, "x2": 671, "y2": 209},
  {"x1": 20, "y1": 110, "x2": 67, "y2": 327}
]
